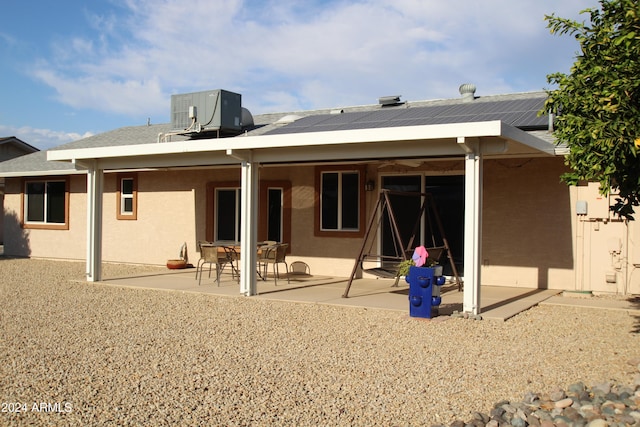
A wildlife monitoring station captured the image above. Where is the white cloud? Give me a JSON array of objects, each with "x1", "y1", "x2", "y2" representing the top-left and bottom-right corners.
[
  {"x1": 29, "y1": 0, "x2": 587, "y2": 117},
  {"x1": 33, "y1": 68, "x2": 166, "y2": 117},
  {"x1": 0, "y1": 124, "x2": 93, "y2": 151},
  {"x1": 0, "y1": 32, "x2": 18, "y2": 48}
]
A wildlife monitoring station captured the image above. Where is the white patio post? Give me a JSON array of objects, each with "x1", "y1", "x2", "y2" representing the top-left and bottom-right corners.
[
  {"x1": 238, "y1": 155, "x2": 259, "y2": 296},
  {"x1": 458, "y1": 137, "x2": 483, "y2": 315},
  {"x1": 86, "y1": 162, "x2": 104, "y2": 282}
]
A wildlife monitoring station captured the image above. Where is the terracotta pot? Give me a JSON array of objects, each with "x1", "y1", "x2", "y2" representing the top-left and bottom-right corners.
[{"x1": 166, "y1": 259, "x2": 187, "y2": 269}]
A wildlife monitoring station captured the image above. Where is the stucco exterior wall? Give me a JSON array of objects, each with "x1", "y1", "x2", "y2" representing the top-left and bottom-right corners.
[
  {"x1": 626, "y1": 220, "x2": 640, "y2": 294},
  {"x1": 3, "y1": 169, "x2": 239, "y2": 265},
  {"x1": 3, "y1": 158, "x2": 639, "y2": 294},
  {"x1": 260, "y1": 166, "x2": 370, "y2": 277},
  {"x1": 570, "y1": 182, "x2": 640, "y2": 294},
  {"x1": 481, "y1": 157, "x2": 640, "y2": 294},
  {"x1": 0, "y1": 192, "x2": 4, "y2": 244},
  {"x1": 1, "y1": 141, "x2": 38, "y2": 246},
  {"x1": 3, "y1": 175, "x2": 87, "y2": 260},
  {"x1": 102, "y1": 170, "x2": 202, "y2": 265},
  {"x1": 481, "y1": 157, "x2": 575, "y2": 290}
]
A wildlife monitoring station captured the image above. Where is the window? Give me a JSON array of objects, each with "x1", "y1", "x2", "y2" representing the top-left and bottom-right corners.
[
  {"x1": 258, "y1": 180, "x2": 292, "y2": 245},
  {"x1": 315, "y1": 166, "x2": 366, "y2": 237},
  {"x1": 216, "y1": 187, "x2": 241, "y2": 241},
  {"x1": 267, "y1": 187, "x2": 283, "y2": 242},
  {"x1": 23, "y1": 178, "x2": 69, "y2": 229},
  {"x1": 117, "y1": 174, "x2": 137, "y2": 220}
]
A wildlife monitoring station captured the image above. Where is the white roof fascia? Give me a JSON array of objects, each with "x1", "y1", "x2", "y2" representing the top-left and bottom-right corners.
[
  {"x1": 80, "y1": 152, "x2": 238, "y2": 170},
  {"x1": 499, "y1": 123, "x2": 556, "y2": 156},
  {"x1": 47, "y1": 120, "x2": 554, "y2": 167},
  {"x1": 47, "y1": 121, "x2": 506, "y2": 162}
]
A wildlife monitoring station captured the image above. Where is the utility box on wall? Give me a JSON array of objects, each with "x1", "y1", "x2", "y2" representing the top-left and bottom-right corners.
[
  {"x1": 586, "y1": 182, "x2": 610, "y2": 219},
  {"x1": 576, "y1": 200, "x2": 588, "y2": 215},
  {"x1": 171, "y1": 89, "x2": 242, "y2": 135}
]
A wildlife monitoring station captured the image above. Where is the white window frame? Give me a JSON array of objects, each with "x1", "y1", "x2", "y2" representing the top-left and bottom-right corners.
[{"x1": 117, "y1": 173, "x2": 137, "y2": 220}]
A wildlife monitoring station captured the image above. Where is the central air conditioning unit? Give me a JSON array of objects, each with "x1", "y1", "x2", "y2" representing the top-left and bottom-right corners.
[{"x1": 170, "y1": 89, "x2": 242, "y2": 136}]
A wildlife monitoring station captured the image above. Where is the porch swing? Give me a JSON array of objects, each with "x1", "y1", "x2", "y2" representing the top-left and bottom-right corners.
[{"x1": 342, "y1": 189, "x2": 462, "y2": 298}]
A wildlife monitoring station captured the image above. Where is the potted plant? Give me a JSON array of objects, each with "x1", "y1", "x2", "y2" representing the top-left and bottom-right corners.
[
  {"x1": 397, "y1": 259, "x2": 415, "y2": 277},
  {"x1": 397, "y1": 258, "x2": 438, "y2": 277},
  {"x1": 166, "y1": 243, "x2": 189, "y2": 269}
]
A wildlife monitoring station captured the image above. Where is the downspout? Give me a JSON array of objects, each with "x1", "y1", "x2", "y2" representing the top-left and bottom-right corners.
[{"x1": 624, "y1": 219, "x2": 630, "y2": 295}]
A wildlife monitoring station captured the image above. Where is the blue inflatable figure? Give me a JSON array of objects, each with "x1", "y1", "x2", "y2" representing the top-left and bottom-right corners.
[{"x1": 405, "y1": 246, "x2": 446, "y2": 318}]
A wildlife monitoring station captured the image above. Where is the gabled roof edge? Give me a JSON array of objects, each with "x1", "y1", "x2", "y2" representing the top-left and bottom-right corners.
[{"x1": 0, "y1": 169, "x2": 85, "y2": 178}]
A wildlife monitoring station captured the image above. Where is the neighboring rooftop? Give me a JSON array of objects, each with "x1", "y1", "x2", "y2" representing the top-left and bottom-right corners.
[{"x1": 0, "y1": 136, "x2": 39, "y2": 162}]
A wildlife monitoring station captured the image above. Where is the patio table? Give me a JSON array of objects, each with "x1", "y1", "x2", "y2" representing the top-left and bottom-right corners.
[{"x1": 210, "y1": 241, "x2": 274, "y2": 280}]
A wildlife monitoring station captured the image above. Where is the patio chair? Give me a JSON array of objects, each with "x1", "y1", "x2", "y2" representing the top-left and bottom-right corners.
[
  {"x1": 222, "y1": 245, "x2": 240, "y2": 283},
  {"x1": 195, "y1": 242, "x2": 234, "y2": 286},
  {"x1": 289, "y1": 261, "x2": 311, "y2": 276},
  {"x1": 257, "y1": 243, "x2": 290, "y2": 285}
]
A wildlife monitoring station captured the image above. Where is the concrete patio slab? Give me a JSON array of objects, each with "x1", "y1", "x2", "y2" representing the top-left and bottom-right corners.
[
  {"x1": 541, "y1": 294, "x2": 640, "y2": 313},
  {"x1": 97, "y1": 268, "x2": 565, "y2": 321}
]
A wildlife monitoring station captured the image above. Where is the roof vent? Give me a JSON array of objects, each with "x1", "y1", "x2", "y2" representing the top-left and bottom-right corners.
[
  {"x1": 378, "y1": 95, "x2": 403, "y2": 106},
  {"x1": 459, "y1": 83, "x2": 476, "y2": 102}
]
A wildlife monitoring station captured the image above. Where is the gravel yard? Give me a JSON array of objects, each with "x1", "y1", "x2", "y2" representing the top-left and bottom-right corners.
[{"x1": 0, "y1": 258, "x2": 638, "y2": 426}]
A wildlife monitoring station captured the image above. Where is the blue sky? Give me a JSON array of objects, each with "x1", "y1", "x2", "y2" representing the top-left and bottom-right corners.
[{"x1": 0, "y1": 0, "x2": 587, "y2": 150}]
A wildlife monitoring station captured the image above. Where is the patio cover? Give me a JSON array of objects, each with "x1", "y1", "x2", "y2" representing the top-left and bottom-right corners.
[{"x1": 47, "y1": 120, "x2": 556, "y2": 315}]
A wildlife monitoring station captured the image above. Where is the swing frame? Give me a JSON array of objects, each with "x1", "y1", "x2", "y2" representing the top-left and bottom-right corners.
[{"x1": 342, "y1": 189, "x2": 462, "y2": 298}]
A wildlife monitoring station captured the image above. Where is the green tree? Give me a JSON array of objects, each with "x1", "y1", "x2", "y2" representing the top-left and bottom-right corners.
[{"x1": 544, "y1": 0, "x2": 640, "y2": 219}]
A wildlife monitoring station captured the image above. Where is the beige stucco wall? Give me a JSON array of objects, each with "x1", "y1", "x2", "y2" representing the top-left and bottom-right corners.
[
  {"x1": 102, "y1": 170, "x2": 198, "y2": 265},
  {"x1": 261, "y1": 166, "x2": 371, "y2": 277},
  {"x1": 0, "y1": 192, "x2": 4, "y2": 244},
  {"x1": 102, "y1": 167, "x2": 243, "y2": 265},
  {"x1": 626, "y1": 220, "x2": 640, "y2": 294},
  {"x1": 4, "y1": 171, "x2": 207, "y2": 265},
  {"x1": 482, "y1": 157, "x2": 575, "y2": 290},
  {"x1": 3, "y1": 158, "x2": 639, "y2": 294},
  {"x1": 482, "y1": 157, "x2": 640, "y2": 294},
  {"x1": 570, "y1": 182, "x2": 640, "y2": 294},
  {"x1": 3, "y1": 175, "x2": 87, "y2": 260}
]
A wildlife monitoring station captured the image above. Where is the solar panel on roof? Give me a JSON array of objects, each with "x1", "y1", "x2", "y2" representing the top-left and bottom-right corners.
[
  {"x1": 511, "y1": 114, "x2": 548, "y2": 128},
  {"x1": 326, "y1": 111, "x2": 374, "y2": 124},
  {"x1": 281, "y1": 115, "x2": 333, "y2": 127},
  {"x1": 352, "y1": 109, "x2": 408, "y2": 122},
  {"x1": 264, "y1": 96, "x2": 547, "y2": 136}
]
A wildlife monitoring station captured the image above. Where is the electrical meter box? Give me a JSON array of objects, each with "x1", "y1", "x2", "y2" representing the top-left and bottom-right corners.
[{"x1": 171, "y1": 89, "x2": 242, "y2": 135}]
